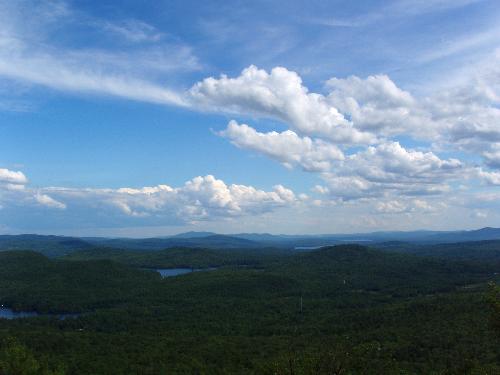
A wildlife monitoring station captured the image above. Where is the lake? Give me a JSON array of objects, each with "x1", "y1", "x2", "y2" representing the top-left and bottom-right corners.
[
  {"x1": 294, "y1": 246, "x2": 329, "y2": 250},
  {"x1": 0, "y1": 307, "x2": 38, "y2": 319},
  {"x1": 155, "y1": 267, "x2": 217, "y2": 278},
  {"x1": 0, "y1": 307, "x2": 80, "y2": 320}
]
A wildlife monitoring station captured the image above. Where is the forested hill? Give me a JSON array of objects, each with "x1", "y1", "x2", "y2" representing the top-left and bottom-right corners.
[
  {"x1": 376, "y1": 239, "x2": 500, "y2": 263},
  {"x1": 273, "y1": 244, "x2": 497, "y2": 296},
  {"x1": 64, "y1": 246, "x2": 288, "y2": 269},
  {"x1": 0, "y1": 234, "x2": 93, "y2": 257},
  {"x1": 0, "y1": 234, "x2": 261, "y2": 257},
  {"x1": 85, "y1": 234, "x2": 259, "y2": 250},
  {"x1": 0, "y1": 250, "x2": 161, "y2": 313},
  {"x1": 0, "y1": 245, "x2": 496, "y2": 313},
  {"x1": 0, "y1": 244, "x2": 499, "y2": 373}
]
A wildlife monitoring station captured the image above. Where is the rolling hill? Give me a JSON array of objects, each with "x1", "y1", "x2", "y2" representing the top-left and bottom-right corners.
[{"x1": 0, "y1": 234, "x2": 93, "y2": 257}]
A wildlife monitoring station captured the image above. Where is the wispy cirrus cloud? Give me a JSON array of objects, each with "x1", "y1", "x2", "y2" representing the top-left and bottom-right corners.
[
  {"x1": 309, "y1": 0, "x2": 487, "y2": 29},
  {"x1": 0, "y1": 0, "x2": 196, "y2": 107},
  {"x1": 98, "y1": 19, "x2": 165, "y2": 43}
]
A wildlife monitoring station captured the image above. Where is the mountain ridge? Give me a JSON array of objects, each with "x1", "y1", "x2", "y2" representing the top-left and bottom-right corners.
[{"x1": 2, "y1": 227, "x2": 500, "y2": 257}]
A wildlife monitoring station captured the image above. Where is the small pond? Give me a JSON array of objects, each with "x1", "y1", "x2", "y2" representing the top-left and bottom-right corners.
[{"x1": 154, "y1": 267, "x2": 217, "y2": 278}]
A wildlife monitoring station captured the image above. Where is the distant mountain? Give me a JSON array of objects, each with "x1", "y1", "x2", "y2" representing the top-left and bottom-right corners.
[
  {"x1": 85, "y1": 234, "x2": 259, "y2": 251},
  {"x1": 0, "y1": 234, "x2": 93, "y2": 257},
  {"x1": 232, "y1": 227, "x2": 500, "y2": 246},
  {"x1": 424, "y1": 227, "x2": 500, "y2": 243},
  {"x1": 2, "y1": 227, "x2": 500, "y2": 256},
  {"x1": 231, "y1": 233, "x2": 289, "y2": 242},
  {"x1": 168, "y1": 231, "x2": 218, "y2": 239}
]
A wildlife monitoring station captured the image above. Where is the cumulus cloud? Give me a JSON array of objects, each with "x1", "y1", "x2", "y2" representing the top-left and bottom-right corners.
[
  {"x1": 199, "y1": 62, "x2": 500, "y2": 177},
  {"x1": 374, "y1": 198, "x2": 441, "y2": 214},
  {"x1": 190, "y1": 65, "x2": 373, "y2": 144},
  {"x1": 324, "y1": 67, "x2": 500, "y2": 154},
  {"x1": 190, "y1": 66, "x2": 430, "y2": 144},
  {"x1": 340, "y1": 142, "x2": 463, "y2": 184},
  {"x1": 2, "y1": 174, "x2": 298, "y2": 225},
  {"x1": 315, "y1": 142, "x2": 464, "y2": 201},
  {"x1": 477, "y1": 168, "x2": 500, "y2": 186},
  {"x1": 327, "y1": 55, "x2": 500, "y2": 169},
  {"x1": 326, "y1": 74, "x2": 421, "y2": 135},
  {"x1": 199, "y1": 62, "x2": 500, "y2": 207},
  {"x1": 483, "y1": 146, "x2": 500, "y2": 169},
  {"x1": 219, "y1": 120, "x2": 344, "y2": 172},
  {"x1": 0, "y1": 168, "x2": 27, "y2": 185},
  {"x1": 0, "y1": 167, "x2": 64, "y2": 210},
  {"x1": 34, "y1": 193, "x2": 66, "y2": 210}
]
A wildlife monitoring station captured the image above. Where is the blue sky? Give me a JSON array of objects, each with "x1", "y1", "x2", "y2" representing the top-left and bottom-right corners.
[{"x1": 1, "y1": 0, "x2": 500, "y2": 236}]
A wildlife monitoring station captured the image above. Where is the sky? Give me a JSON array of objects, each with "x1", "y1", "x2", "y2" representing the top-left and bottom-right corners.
[{"x1": 1, "y1": 0, "x2": 500, "y2": 237}]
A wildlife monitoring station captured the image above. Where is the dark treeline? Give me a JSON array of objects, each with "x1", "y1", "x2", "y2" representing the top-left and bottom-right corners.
[
  {"x1": 375, "y1": 239, "x2": 500, "y2": 263},
  {"x1": 63, "y1": 246, "x2": 289, "y2": 269}
]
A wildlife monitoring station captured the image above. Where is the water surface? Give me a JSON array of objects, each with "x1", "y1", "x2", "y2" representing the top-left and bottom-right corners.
[
  {"x1": 0, "y1": 307, "x2": 80, "y2": 320},
  {"x1": 155, "y1": 267, "x2": 217, "y2": 278},
  {"x1": 0, "y1": 307, "x2": 38, "y2": 319}
]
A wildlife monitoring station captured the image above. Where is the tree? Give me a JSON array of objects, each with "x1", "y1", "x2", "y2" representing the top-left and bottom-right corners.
[
  {"x1": 0, "y1": 338, "x2": 65, "y2": 375},
  {"x1": 488, "y1": 282, "x2": 500, "y2": 338}
]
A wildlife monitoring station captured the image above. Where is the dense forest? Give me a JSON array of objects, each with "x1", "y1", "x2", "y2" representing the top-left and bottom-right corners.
[{"x1": 0, "y1": 243, "x2": 499, "y2": 374}]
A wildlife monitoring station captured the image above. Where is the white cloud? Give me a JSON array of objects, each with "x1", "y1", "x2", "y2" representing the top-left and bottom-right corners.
[
  {"x1": 389, "y1": 0, "x2": 486, "y2": 17},
  {"x1": 483, "y1": 146, "x2": 500, "y2": 169},
  {"x1": 0, "y1": 167, "x2": 64, "y2": 210},
  {"x1": 309, "y1": 0, "x2": 485, "y2": 30},
  {"x1": 0, "y1": 0, "x2": 194, "y2": 107},
  {"x1": 375, "y1": 200, "x2": 409, "y2": 214},
  {"x1": 326, "y1": 74, "x2": 429, "y2": 137},
  {"x1": 0, "y1": 168, "x2": 301, "y2": 229},
  {"x1": 99, "y1": 19, "x2": 164, "y2": 43},
  {"x1": 416, "y1": 26, "x2": 500, "y2": 64},
  {"x1": 471, "y1": 209, "x2": 488, "y2": 219},
  {"x1": 34, "y1": 193, "x2": 66, "y2": 210},
  {"x1": 0, "y1": 168, "x2": 27, "y2": 185},
  {"x1": 32, "y1": 175, "x2": 298, "y2": 223},
  {"x1": 219, "y1": 120, "x2": 344, "y2": 172},
  {"x1": 327, "y1": 74, "x2": 414, "y2": 108},
  {"x1": 190, "y1": 62, "x2": 500, "y2": 183},
  {"x1": 412, "y1": 199, "x2": 438, "y2": 211},
  {"x1": 316, "y1": 142, "x2": 464, "y2": 201},
  {"x1": 0, "y1": 1, "x2": 499, "y2": 225},
  {"x1": 341, "y1": 142, "x2": 463, "y2": 184},
  {"x1": 206, "y1": 61, "x2": 500, "y2": 207},
  {"x1": 2, "y1": 0, "x2": 499, "y2": 177},
  {"x1": 477, "y1": 168, "x2": 500, "y2": 185},
  {"x1": 1, "y1": 166, "x2": 498, "y2": 234},
  {"x1": 374, "y1": 198, "x2": 441, "y2": 214},
  {"x1": 190, "y1": 65, "x2": 373, "y2": 144},
  {"x1": 0, "y1": 55, "x2": 187, "y2": 106}
]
